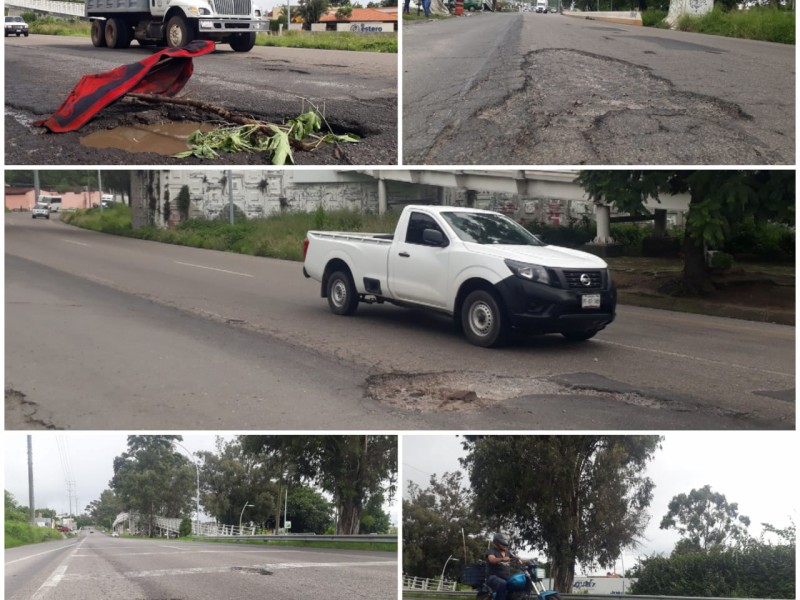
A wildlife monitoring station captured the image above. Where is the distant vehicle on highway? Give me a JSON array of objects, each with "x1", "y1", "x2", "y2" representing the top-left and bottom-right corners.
[
  {"x1": 57, "y1": 526, "x2": 71, "y2": 533},
  {"x1": 4, "y1": 16, "x2": 29, "y2": 37},
  {"x1": 535, "y1": 0, "x2": 548, "y2": 12},
  {"x1": 32, "y1": 204, "x2": 50, "y2": 219},
  {"x1": 111, "y1": 532, "x2": 120, "y2": 537},
  {"x1": 39, "y1": 195, "x2": 62, "y2": 213}
]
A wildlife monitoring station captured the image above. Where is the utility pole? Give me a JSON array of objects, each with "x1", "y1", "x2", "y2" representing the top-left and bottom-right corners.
[
  {"x1": 98, "y1": 170, "x2": 103, "y2": 211},
  {"x1": 28, "y1": 436, "x2": 35, "y2": 525},
  {"x1": 227, "y1": 170, "x2": 234, "y2": 224},
  {"x1": 33, "y1": 171, "x2": 41, "y2": 208}
]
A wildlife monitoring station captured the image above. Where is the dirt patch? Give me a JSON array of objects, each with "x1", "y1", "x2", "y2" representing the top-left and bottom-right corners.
[{"x1": 611, "y1": 266, "x2": 795, "y2": 324}]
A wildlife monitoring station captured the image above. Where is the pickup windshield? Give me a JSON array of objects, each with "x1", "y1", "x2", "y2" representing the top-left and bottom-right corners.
[{"x1": 441, "y1": 211, "x2": 545, "y2": 246}]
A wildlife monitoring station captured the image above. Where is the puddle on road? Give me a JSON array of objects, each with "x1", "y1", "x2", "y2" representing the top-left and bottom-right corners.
[{"x1": 80, "y1": 122, "x2": 214, "y2": 155}]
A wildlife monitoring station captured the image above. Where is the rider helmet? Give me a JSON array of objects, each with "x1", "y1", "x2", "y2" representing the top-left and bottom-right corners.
[{"x1": 492, "y1": 532, "x2": 509, "y2": 547}]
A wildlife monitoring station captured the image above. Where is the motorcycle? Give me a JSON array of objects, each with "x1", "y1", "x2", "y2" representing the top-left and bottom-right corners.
[{"x1": 462, "y1": 560, "x2": 560, "y2": 600}]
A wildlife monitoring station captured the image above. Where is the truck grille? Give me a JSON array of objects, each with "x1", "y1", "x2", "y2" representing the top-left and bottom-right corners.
[
  {"x1": 212, "y1": 0, "x2": 251, "y2": 15},
  {"x1": 563, "y1": 270, "x2": 603, "y2": 289}
]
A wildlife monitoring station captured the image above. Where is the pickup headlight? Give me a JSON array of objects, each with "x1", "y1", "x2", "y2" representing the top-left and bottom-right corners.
[{"x1": 505, "y1": 259, "x2": 550, "y2": 284}]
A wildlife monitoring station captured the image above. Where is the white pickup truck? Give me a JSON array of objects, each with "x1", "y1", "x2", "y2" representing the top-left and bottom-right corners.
[{"x1": 303, "y1": 205, "x2": 616, "y2": 347}]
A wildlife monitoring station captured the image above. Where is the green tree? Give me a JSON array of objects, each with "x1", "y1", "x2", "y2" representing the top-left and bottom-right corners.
[
  {"x1": 197, "y1": 437, "x2": 278, "y2": 529},
  {"x1": 462, "y1": 436, "x2": 662, "y2": 592},
  {"x1": 577, "y1": 170, "x2": 795, "y2": 295},
  {"x1": 298, "y1": 0, "x2": 330, "y2": 28},
  {"x1": 286, "y1": 486, "x2": 333, "y2": 533},
  {"x1": 5, "y1": 490, "x2": 29, "y2": 522},
  {"x1": 85, "y1": 489, "x2": 124, "y2": 530},
  {"x1": 179, "y1": 517, "x2": 193, "y2": 537},
  {"x1": 110, "y1": 436, "x2": 195, "y2": 537},
  {"x1": 403, "y1": 471, "x2": 486, "y2": 578},
  {"x1": 243, "y1": 436, "x2": 397, "y2": 534},
  {"x1": 359, "y1": 492, "x2": 390, "y2": 534},
  {"x1": 336, "y1": 4, "x2": 354, "y2": 18},
  {"x1": 176, "y1": 185, "x2": 191, "y2": 221},
  {"x1": 100, "y1": 170, "x2": 133, "y2": 204},
  {"x1": 660, "y1": 485, "x2": 752, "y2": 553}
]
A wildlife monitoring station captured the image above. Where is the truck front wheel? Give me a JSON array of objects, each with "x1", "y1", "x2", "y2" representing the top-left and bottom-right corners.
[
  {"x1": 105, "y1": 17, "x2": 132, "y2": 49},
  {"x1": 166, "y1": 15, "x2": 194, "y2": 48},
  {"x1": 327, "y1": 270, "x2": 359, "y2": 316},
  {"x1": 462, "y1": 289, "x2": 508, "y2": 347},
  {"x1": 229, "y1": 32, "x2": 256, "y2": 52}
]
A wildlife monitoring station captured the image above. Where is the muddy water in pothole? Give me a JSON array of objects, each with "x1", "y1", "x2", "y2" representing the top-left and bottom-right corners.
[{"x1": 80, "y1": 122, "x2": 214, "y2": 155}]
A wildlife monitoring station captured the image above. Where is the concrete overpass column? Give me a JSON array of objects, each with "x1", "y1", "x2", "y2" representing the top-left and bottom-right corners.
[
  {"x1": 593, "y1": 203, "x2": 614, "y2": 244},
  {"x1": 377, "y1": 178, "x2": 388, "y2": 214},
  {"x1": 654, "y1": 209, "x2": 667, "y2": 237}
]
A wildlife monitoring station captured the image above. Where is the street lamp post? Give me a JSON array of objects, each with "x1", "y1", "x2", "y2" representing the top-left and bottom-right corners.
[
  {"x1": 172, "y1": 441, "x2": 200, "y2": 536},
  {"x1": 438, "y1": 555, "x2": 459, "y2": 591},
  {"x1": 239, "y1": 502, "x2": 255, "y2": 531}
]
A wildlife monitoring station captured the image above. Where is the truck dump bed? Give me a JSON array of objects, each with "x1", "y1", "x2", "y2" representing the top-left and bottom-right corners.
[{"x1": 86, "y1": 0, "x2": 149, "y2": 14}]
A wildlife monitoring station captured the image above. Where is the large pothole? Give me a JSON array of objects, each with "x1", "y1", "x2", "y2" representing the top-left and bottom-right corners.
[{"x1": 463, "y1": 48, "x2": 777, "y2": 165}]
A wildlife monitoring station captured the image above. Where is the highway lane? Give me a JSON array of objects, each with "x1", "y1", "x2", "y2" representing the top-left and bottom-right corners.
[
  {"x1": 5, "y1": 532, "x2": 397, "y2": 600},
  {"x1": 4, "y1": 35, "x2": 397, "y2": 165},
  {"x1": 402, "y1": 13, "x2": 794, "y2": 165},
  {"x1": 5, "y1": 214, "x2": 795, "y2": 430}
]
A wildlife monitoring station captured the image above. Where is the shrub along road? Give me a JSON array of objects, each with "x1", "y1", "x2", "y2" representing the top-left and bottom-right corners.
[{"x1": 5, "y1": 214, "x2": 794, "y2": 430}]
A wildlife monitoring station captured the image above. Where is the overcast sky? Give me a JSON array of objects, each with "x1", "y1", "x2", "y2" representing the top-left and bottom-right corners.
[
  {"x1": 4, "y1": 433, "x2": 399, "y2": 524},
  {"x1": 402, "y1": 432, "x2": 798, "y2": 574}
]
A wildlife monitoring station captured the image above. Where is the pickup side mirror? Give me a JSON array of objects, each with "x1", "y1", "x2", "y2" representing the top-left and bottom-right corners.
[{"x1": 422, "y1": 228, "x2": 447, "y2": 247}]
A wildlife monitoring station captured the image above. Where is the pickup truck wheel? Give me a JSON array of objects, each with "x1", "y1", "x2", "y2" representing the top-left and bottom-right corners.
[
  {"x1": 327, "y1": 271, "x2": 359, "y2": 316},
  {"x1": 229, "y1": 32, "x2": 256, "y2": 52},
  {"x1": 166, "y1": 15, "x2": 194, "y2": 48},
  {"x1": 91, "y1": 20, "x2": 107, "y2": 47},
  {"x1": 462, "y1": 290, "x2": 507, "y2": 347},
  {"x1": 562, "y1": 330, "x2": 598, "y2": 342}
]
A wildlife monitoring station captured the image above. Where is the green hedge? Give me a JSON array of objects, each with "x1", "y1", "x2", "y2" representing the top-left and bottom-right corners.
[
  {"x1": 631, "y1": 545, "x2": 796, "y2": 598},
  {"x1": 5, "y1": 521, "x2": 64, "y2": 548}
]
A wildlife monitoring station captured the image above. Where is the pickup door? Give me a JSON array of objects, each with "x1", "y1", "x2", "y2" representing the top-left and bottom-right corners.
[{"x1": 387, "y1": 210, "x2": 451, "y2": 309}]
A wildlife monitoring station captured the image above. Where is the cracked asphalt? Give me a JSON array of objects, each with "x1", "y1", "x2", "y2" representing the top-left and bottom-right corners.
[{"x1": 403, "y1": 13, "x2": 794, "y2": 165}]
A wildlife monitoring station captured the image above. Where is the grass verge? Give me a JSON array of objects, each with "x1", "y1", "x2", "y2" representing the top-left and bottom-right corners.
[
  {"x1": 5, "y1": 521, "x2": 65, "y2": 549},
  {"x1": 675, "y1": 7, "x2": 794, "y2": 44},
  {"x1": 24, "y1": 17, "x2": 396, "y2": 52}
]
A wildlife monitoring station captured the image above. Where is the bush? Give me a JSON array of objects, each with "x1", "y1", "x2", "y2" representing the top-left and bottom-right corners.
[
  {"x1": 710, "y1": 251, "x2": 734, "y2": 270},
  {"x1": 724, "y1": 220, "x2": 794, "y2": 262},
  {"x1": 179, "y1": 517, "x2": 193, "y2": 537},
  {"x1": 641, "y1": 9, "x2": 668, "y2": 27},
  {"x1": 676, "y1": 6, "x2": 794, "y2": 44},
  {"x1": 631, "y1": 544, "x2": 795, "y2": 598},
  {"x1": 524, "y1": 221, "x2": 594, "y2": 247}
]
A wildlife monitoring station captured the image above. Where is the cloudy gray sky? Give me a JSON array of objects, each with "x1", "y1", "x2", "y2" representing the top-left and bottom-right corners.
[
  {"x1": 4, "y1": 433, "x2": 399, "y2": 524},
  {"x1": 402, "y1": 432, "x2": 798, "y2": 574}
]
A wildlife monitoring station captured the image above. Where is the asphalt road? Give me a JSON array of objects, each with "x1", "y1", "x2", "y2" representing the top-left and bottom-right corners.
[
  {"x1": 402, "y1": 13, "x2": 795, "y2": 165},
  {"x1": 4, "y1": 35, "x2": 397, "y2": 165},
  {"x1": 5, "y1": 214, "x2": 795, "y2": 430},
  {"x1": 4, "y1": 532, "x2": 397, "y2": 600}
]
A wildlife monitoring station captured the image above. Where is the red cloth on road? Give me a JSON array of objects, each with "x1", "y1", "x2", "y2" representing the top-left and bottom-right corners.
[{"x1": 35, "y1": 40, "x2": 215, "y2": 133}]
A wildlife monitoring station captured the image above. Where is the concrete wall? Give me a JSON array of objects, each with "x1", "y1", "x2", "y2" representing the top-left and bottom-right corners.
[{"x1": 4, "y1": 188, "x2": 102, "y2": 211}]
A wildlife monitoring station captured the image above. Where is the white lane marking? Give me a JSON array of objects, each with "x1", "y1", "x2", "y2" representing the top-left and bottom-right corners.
[
  {"x1": 597, "y1": 339, "x2": 794, "y2": 378},
  {"x1": 60, "y1": 560, "x2": 397, "y2": 581},
  {"x1": 81, "y1": 274, "x2": 116, "y2": 286},
  {"x1": 174, "y1": 261, "x2": 254, "y2": 278},
  {"x1": 5, "y1": 542, "x2": 80, "y2": 566},
  {"x1": 73, "y1": 549, "x2": 305, "y2": 557},
  {"x1": 30, "y1": 537, "x2": 87, "y2": 600},
  {"x1": 62, "y1": 239, "x2": 90, "y2": 247}
]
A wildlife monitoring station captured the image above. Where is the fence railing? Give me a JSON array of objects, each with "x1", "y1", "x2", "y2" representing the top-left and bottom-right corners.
[{"x1": 403, "y1": 575, "x2": 458, "y2": 592}]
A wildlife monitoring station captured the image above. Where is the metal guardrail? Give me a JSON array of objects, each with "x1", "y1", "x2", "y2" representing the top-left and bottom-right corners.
[{"x1": 200, "y1": 534, "x2": 397, "y2": 543}]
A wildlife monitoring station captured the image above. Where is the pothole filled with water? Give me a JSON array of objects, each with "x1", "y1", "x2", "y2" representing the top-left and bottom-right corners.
[{"x1": 80, "y1": 122, "x2": 215, "y2": 155}]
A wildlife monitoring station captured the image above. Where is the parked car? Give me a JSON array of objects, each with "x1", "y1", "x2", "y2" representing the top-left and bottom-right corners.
[
  {"x1": 57, "y1": 526, "x2": 71, "y2": 533},
  {"x1": 5, "y1": 15, "x2": 29, "y2": 37},
  {"x1": 111, "y1": 532, "x2": 119, "y2": 537},
  {"x1": 32, "y1": 204, "x2": 50, "y2": 219}
]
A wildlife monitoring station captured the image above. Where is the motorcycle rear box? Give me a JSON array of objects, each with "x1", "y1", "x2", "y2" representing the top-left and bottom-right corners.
[{"x1": 461, "y1": 563, "x2": 487, "y2": 587}]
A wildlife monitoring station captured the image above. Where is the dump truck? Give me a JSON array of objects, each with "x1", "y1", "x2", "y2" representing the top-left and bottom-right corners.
[{"x1": 86, "y1": 0, "x2": 269, "y2": 52}]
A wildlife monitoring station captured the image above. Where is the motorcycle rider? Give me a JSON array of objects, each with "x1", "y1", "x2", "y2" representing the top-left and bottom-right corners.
[{"x1": 486, "y1": 533, "x2": 528, "y2": 600}]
